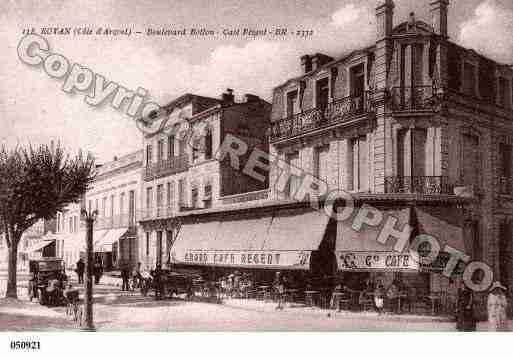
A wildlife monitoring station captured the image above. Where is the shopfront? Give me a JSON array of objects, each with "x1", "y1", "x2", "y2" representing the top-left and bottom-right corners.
[{"x1": 169, "y1": 206, "x2": 336, "y2": 285}]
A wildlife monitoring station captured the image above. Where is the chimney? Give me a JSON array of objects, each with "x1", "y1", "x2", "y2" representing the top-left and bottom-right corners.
[
  {"x1": 222, "y1": 88, "x2": 235, "y2": 105},
  {"x1": 376, "y1": 0, "x2": 394, "y2": 40},
  {"x1": 430, "y1": 0, "x2": 449, "y2": 38},
  {"x1": 244, "y1": 94, "x2": 260, "y2": 103},
  {"x1": 300, "y1": 55, "x2": 312, "y2": 74},
  {"x1": 311, "y1": 53, "x2": 334, "y2": 71},
  {"x1": 113, "y1": 156, "x2": 118, "y2": 161}
]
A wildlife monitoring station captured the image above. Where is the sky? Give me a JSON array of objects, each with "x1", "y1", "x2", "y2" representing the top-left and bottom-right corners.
[{"x1": 1, "y1": 0, "x2": 512, "y2": 163}]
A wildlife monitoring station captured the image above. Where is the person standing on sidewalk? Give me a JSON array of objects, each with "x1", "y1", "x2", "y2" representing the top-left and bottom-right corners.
[
  {"x1": 75, "y1": 258, "x2": 85, "y2": 284},
  {"x1": 487, "y1": 281, "x2": 509, "y2": 331},
  {"x1": 456, "y1": 284, "x2": 476, "y2": 331},
  {"x1": 120, "y1": 261, "x2": 131, "y2": 292}
]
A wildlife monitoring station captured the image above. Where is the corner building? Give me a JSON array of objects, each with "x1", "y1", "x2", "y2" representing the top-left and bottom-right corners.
[{"x1": 266, "y1": 0, "x2": 513, "y2": 307}]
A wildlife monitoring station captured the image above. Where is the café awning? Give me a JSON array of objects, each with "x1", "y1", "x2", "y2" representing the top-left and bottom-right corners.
[
  {"x1": 170, "y1": 209, "x2": 330, "y2": 269},
  {"x1": 336, "y1": 207, "x2": 418, "y2": 271},
  {"x1": 414, "y1": 206, "x2": 469, "y2": 253},
  {"x1": 94, "y1": 228, "x2": 128, "y2": 252},
  {"x1": 25, "y1": 240, "x2": 54, "y2": 253}
]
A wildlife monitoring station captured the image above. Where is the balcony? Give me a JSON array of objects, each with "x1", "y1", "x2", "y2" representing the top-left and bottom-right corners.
[
  {"x1": 384, "y1": 176, "x2": 454, "y2": 195},
  {"x1": 93, "y1": 214, "x2": 137, "y2": 230},
  {"x1": 498, "y1": 177, "x2": 513, "y2": 195},
  {"x1": 144, "y1": 154, "x2": 189, "y2": 181},
  {"x1": 389, "y1": 86, "x2": 437, "y2": 112},
  {"x1": 270, "y1": 92, "x2": 373, "y2": 142},
  {"x1": 138, "y1": 206, "x2": 175, "y2": 221}
]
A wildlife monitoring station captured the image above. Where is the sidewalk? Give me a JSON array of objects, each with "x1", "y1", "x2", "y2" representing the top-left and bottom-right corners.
[{"x1": 221, "y1": 298, "x2": 454, "y2": 324}]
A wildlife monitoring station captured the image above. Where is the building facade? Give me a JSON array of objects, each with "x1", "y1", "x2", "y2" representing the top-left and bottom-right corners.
[
  {"x1": 60, "y1": 150, "x2": 143, "y2": 270},
  {"x1": 138, "y1": 91, "x2": 271, "y2": 270},
  {"x1": 266, "y1": 0, "x2": 513, "y2": 296}
]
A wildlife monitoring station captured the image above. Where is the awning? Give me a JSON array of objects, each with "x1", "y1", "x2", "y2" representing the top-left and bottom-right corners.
[
  {"x1": 25, "y1": 240, "x2": 54, "y2": 253},
  {"x1": 94, "y1": 228, "x2": 128, "y2": 252},
  {"x1": 170, "y1": 209, "x2": 330, "y2": 270},
  {"x1": 336, "y1": 207, "x2": 418, "y2": 271},
  {"x1": 414, "y1": 206, "x2": 468, "y2": 253}
]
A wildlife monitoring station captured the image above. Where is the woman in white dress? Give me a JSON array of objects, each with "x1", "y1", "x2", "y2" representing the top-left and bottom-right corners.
[{"x1": 487, "y1": 281, "x2": 509, "y2": 331}]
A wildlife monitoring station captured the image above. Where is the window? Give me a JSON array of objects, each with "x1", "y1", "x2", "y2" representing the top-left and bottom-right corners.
[
  {"x1": 178, "y1": 132, "x2": 187, "y2": 156},
  {"x1": 352, "y1": 136, "x2": 368, "y2": 191},
  {"x1": 145, "y1": 232, "x2": 150, "y2": 256},
  {"x1": 102, "y1": 197, "x2": 107, "y2": 217},
  {"x1": 315, "y1": 78, "x2": 329, "y2": 112},
  {"x1": 178, "y1": 178, "x2": 186, "y2": 207},
  {"x1": 192, "y1": 135, "x2": 201, "y2": 162},
  {"x1": 73, "y1": 216, "x2": 78, "y2": 233},
  {"x1": 69, "y1": 217, "x2": 73, "y2": 233},
  {"x1": 314, "y1": 145, "x2": 330, "y2": 184},
  {"x1": 119, "y1": 193, "x2": 125, "y2": 215},
  {"x1": 191, "y1": 187, "x2": 199, "y2": 208},
  {"x1": 146, "y1": 144, "x2": 153, "y2": 165},
  {"x1": 156, "y1": 184, "x2": 164, "y2": 215},
  {"x1": 166, "y1": 230, "x2": 174, "y2": 262},
  {"x1": 166, "y1": 182, "x2": 173, "y2": 208},
  {"x1": 168, "y1": 135, "x2": 175, "y2": 158},
  {"x1": 128, "y1": 190, "x2": 135, "y2": 226},
  {"x1": 88, "y1": 200, "x2": 92, "y2": 213},
  {"x1": 461, "y1": 134, "x2": 480, "y2": 187},
  {"x1": 463, "y1": 62, "x2": 477, "y2": 96},
  {"x1": 95, "y1": 199, "x2": 99, "y2": 213},
  {"x1": 204, "y1": 129, "x2": 213, "y2": 160},
  {"x1": 498, "y1": 77, "x2": 510, "y2": 108},
  {"x1": 157, "y1": 139, "x2": 164, "y2": 162},
  {"x1": 499, "y1": 143, "x2": 512, "y2": 194},
  {"x1": 286, "y1": 90, "x2": 298, "y2": 118},
  {"x1": 285, "y1": 152, "x2": 301, "y2": 198},
  {"x1": 499, "y1": 220, "x2": 512, "y2": 286},
  {"x1": 146, "y1": 187, "x2": 153, "y2": 209},
  {"x1": 110, "y1": 195, "x2": 115, "y2": 218}
]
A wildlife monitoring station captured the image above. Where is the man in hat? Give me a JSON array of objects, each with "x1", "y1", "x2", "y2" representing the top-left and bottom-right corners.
[{"x1": 487, "y1": 281, "x2": 509, "y2": 331}]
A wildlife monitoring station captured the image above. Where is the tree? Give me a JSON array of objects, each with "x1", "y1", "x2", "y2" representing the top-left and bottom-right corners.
[{"x1": 0, "y1": 143, "x2": 95, "y2": 298}]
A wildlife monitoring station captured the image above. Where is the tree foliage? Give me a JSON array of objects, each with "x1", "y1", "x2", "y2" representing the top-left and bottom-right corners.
[{"x1": 0, "y1": 143, "x2": 95, "y2": 297}]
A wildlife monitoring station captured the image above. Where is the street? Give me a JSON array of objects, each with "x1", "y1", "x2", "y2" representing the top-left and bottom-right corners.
[{"x1": 0, "y1": 270, "x2": 491, "y2": 331}]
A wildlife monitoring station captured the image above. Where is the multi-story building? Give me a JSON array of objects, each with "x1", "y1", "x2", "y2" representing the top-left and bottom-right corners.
[
  {"x1": 265, "y1": 0, "x2": 513, "y2": 298},
  {"x1": 138, "y1": 90, "x2": 271, "y2": 269},
  {"x1": 60, "y1": 150, "x2": 143, "y2": 270}
]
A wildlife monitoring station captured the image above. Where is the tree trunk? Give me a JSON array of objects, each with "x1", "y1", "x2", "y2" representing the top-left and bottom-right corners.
[{"x1": 6, "y1": 240, "x2": 19, "y2": 298}]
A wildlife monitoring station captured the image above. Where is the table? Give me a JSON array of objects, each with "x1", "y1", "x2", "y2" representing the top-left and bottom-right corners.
[
  {"x1": 304, "y1": 290, "x2": 320, "y2": 308},
  {"x1": 258, "y1": 286, "x2": 271, "y2": 301},
  {"x1": 284, "y1": 289, "x2": 299, "y2": 305}
]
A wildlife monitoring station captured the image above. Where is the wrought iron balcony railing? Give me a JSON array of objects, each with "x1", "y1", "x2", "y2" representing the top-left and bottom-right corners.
[
  {"x1": 93, "y1": 214, "x2": 137, "y2": 230},
  {"x1": 270, "y1": 92, "x2": 373, "y2": 142},
  {"x1": 389, "y1": 86, "x2": 437, "y2": 112},
  {"x1": 498, "y1": 177, "x2": 513, "y2": 195},
  {"x1": 144, "y1": 154, "x2": 189, "y2": 181},
  {"x1": 384, "y1": 176, "x2": 454, "y2": 195}
]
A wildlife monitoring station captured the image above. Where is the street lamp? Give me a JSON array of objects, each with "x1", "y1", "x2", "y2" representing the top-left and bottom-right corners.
[{"x1": 80, "y1": 200, "x2": 98, "y2": 331}]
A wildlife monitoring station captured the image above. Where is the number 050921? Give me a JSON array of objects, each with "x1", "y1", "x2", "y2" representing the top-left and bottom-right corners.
[{"x1": 10, "y1": 341, "x2": 41, "y2": 350}]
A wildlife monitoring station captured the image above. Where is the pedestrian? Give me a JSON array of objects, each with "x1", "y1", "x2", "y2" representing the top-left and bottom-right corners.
[
  {"x1": 487, "y1": 281, "x2": 509, "y2": 331},
  {"x1": 75, "y1": 258, "x2": 85, "y2": 284},
  {"x1": 151, "y1": 265, "x2": 164, "y2": 300},
  {"x1": 456, "y1": 283, "x2": 476, "y2": 331},
  {"x1": 120, "y1": 261, "x2": 131, "y2": 292},
  {"x1": 274, "y1": 271, "x2": 285, "y2": 310},
  {"x1": 374, "y1": 281, "x2": 385, "y2": 315},
  {"x1": 94, "y1": 260, "x2": 103, "y2": 285},
  {"x1": 387, "y1": 280, "x2": 399, "y2": 313}
]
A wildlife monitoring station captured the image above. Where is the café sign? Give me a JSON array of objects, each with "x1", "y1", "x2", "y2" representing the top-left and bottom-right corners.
[
  {"x1": 337, "y1": 251, "x2": 419, "y2": 271},
  {"x1": 171, "y1": 250, "x2": 311, "y2": 269}
]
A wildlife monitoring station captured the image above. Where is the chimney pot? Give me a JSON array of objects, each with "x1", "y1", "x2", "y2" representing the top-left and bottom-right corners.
[{"x1": 430, "y1": 0, "x2": 449, "y2": 37}]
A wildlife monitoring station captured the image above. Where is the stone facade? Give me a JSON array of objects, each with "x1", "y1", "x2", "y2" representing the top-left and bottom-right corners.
[
  {"x1": 268, "y1": 0, "x2": 513, "y2": 293},
  {"x1": 138, "y1": 91, "x2": 271, "y2": 270}
]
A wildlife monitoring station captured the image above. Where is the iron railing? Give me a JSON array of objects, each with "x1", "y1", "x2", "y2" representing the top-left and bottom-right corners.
[
  {"x1": 270, "y1": 92, "x2": 372, "y2": 141},
  {"x1": 384, "y1": 176, "x2": 454, "y2": 195},
  {"x1": 144, "y1": 154, "x2": 189, "y2": 181},
  {"x1": 389, "y1": 86, "x2": 436, "y2": 112}
]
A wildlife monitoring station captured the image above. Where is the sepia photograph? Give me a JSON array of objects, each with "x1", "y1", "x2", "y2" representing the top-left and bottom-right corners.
[{"x1": 1, "y1": 0, "x2": 513, "y2": 355}]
